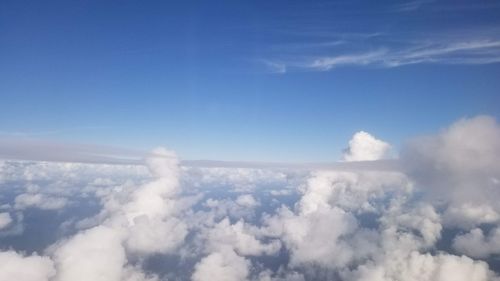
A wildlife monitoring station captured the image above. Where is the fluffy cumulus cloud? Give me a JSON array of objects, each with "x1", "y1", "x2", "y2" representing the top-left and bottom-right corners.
[
  {"x1": 342, "y1": 131, "x2": 391, "y2": 161},
  {"x1": 264, "y1": 205, "x2": 360, "y2": 268},
  {"x1": 50, "y1": 147, "x2": 187, "y2": 281},
  {"x1": 192, "y1": 248, "x2": 250, "y2": 281},
  {"x1": 52, "y1": 226, "x2": 126, "y2": 281},
  {"x1": 0, "y1": 250, "x2": 55, "y2": 281},
  {"x1": 347, "y1": 251, "x2": 497, "y2": 281},
  {"x1": 0, "y1": 115, "x2": 500, "y2": 280},
  {"x1": 443, "y1": 203, "x2": 500, "y2": 229},
  {"x1": 402, "y1": 115, "x2": 500, "y2": 206},
  {"x1": 453, "y1": 228, "x2": 500, "y2": 258},
  {"x1": 201, "y1": 218, "x2": 281, "y2": 256},
  {"x1": 235, "y1": 194, "x2": 260, "y2": 208}
]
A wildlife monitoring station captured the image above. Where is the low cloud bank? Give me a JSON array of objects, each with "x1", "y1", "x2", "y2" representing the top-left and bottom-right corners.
[{"x1": 0, "y1": 116, "x2": 499, "y2": 280}]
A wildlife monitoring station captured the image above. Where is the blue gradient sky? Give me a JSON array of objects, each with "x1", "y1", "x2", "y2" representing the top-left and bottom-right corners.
[{"x1": 1, "y1": 0, "x2": 499, "y2": 161}]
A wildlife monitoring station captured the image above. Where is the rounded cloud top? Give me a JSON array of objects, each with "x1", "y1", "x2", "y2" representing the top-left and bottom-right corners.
[{"x1": 342, "y1": 131, "x2": 391, "y2": 162}]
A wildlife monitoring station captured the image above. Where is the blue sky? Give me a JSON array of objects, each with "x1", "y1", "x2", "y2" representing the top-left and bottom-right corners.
[{"x1": 1, "y1": 0, "x2": 499, "y2": 161}]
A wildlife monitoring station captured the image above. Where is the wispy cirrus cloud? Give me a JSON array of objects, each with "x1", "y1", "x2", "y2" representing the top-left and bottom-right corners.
[
  {"x1": 260, "y1": 59, "x2": 287, "y2": 74},
  {"x1": 295, "y1": 39, "x2": 500, "y2": 71},
  {"x1": 256, "y1": 1, "x2": 500, "y2": 73},
  {"x1": 308, "y1": 49, "x2": 388, "y2": 70},
  {"x1": 391, "y1": 0, "x2": 435, "y2": 12}
]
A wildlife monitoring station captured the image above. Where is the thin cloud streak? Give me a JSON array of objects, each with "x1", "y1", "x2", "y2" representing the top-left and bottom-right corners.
[
  {"x1": 308, "y1": 49, "x2": 388, "y2": 70},
  {"x1": 0, "y1": 138, "x2": 150, "y2": 165},
  {"x1": 303, "y1": 39, "x2": 500, "y2": 70},
  {"x1": 183, "y1": 159, "x2": 400, "y2": 171},
  {"x1": 391, "y1": 0, "x2": 435, "y2": 12},
  {"x1": 260, "y1": 59, "x2": 287, "y2": 74}
]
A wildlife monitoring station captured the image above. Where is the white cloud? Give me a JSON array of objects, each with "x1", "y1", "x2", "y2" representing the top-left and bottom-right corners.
[
  {"x1": 261, "y1": 170, "x2": 402, "y2": 269},
  {"x1": 443, "y1": 203, "x2": 500, "y2": 229},
  {"x1": 1, "y1": 116, "x2": 500, "y2": 280},
  {"x1": 272, "y1": 206, "x2": 360, "y2": 268},
  {"x1": 122, "y1": 267, "x2": 160, "y2": 281},
  {"x1": 0, "y1": 160, "x2": 148, "y2": 184},
  {"x1": 391, "y1": 0, "x2": 434, "y2": 12},
  {"x1": 192, "y1": 248, "x2": 250, "y2": 281},
  {"x1": 402, "y1": 115, "x2": 500, "y2": 208},
  {"x1": 453, "y1": 228, "x2": 500, "y2": 258},
  {"x1": 53, "y1": 226, "x2": 126, "y2": 281},
  {"x1": 347, "y1": 251, "x2": 498, "y2": 281},
  {"x1": 300, "y1": 40, "x2": 500, "y2": 71},
  {"x1": 269, "y1": 189, "x2": 293, "y2": 196},
  {"x1": 0, "y1": 138, "x2": 150, "y2": 165},
  {"x1": 182, "y1": 166, "x2": 293, "y2": 193},
  {"x1": 342, "y1": 131, "x2": 391, "y2": 162},
  {"x1": 203, "y1": 218, "x2": 281, "y2": 256},
  {"x1": 0, "y1": 250, "x2": 55, "y2": 281},
  {"x1": 236, "y1": 194, "x2": 260, "y2": 208},
  {"x1": 298, "y1": 170, "x2": 411, "y2": 213},
  {"x1": 380, "y1": 201, "x2": 442, "y2": 248},
  {"x1": 257, "y1": 270, "x2": 305, "y2": 281},
  {"x1": 50, "y1": 147, "x2": 184, "y2": 280},
  {"x1": 261, "y1": 59, "x2": 287, "y2": 74},
  {"x1": 0, "y1": 212, "x2": 12, "y2": 230},
  {"x1": 14, "y1": 193, "x2": 68, "y2": 210},
  {"x1": 200, "y1": 198, "x2": 258, "y2": 222},
  {"x1": 125, "y1": 215, "x2": 187, "y2": 255},
  {"x1": 309, "y1": 50, "x2": 387, "y2": 70}
]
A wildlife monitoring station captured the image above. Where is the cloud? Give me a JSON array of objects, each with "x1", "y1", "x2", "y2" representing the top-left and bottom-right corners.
[
  {"x1": 268, "y1": 206, "x2": 361, "y2": 268},
  {"x1": 309, "y1": 50, "x2": 388, "y2": 71},
  {"x1": 261, "y1": 170, "x2": 411, "y2": 270},
  {"x1": 346, "y1": 251, "x2": 497, "y2": 281},
  {"x1": 298, "y1": 170, "x2": 411, "y2": 214},
  {"x1": 400, "y1": 40, "x2": 500, "y2": 63},
  {"x1": 342, "y1": 131, "x2": 392, "y2": 162},
  {"x1": 1, "y1": 116, "x2": 500, "y2": 280},
  {"x1": 14, "y1": 193, "x2": 68, "y2": 210},
  {"x1": 192, "y1": 248, "x2": 250, "y2": 281},
  {"x1": 391, "y1": 0, "x2": 435, "y2": 12},
  {"x1": 442, "y1": 203, "x2": 500, "y2": 229},
  {"x1": 199, "y1": 197, "x2": 258, "y2": 222},
  {"x1": 257, "y1": 270, "x2": 306, "y2": 281},
  {"x1": 0, "y1": 138, "x2": 151, "y2": 165},
  {"x1": 201, "y1": 218, "x2": 281, "y2": 256},
  {"x1": 0, "y1": 160, "x2": 148, "y2": 184},
  {"x1": 183, "y1": 160, "x2": 399, "y2": 173},
  {"x1": 380, "y1": 201, "x2": 442, "y2": 248},
  {"x1": 453, "y1": 228, "x2": 500, "y2": 258},
  {"x1": 0, "y1": 250, "x2": 55, "y2": 281},
  {"x1": 255, "y1": 115, "x2": 500, "y2": 279},
  {"x1": 0, "y1": 212, "x2": 12, "y2": 230},
  {"x1": 401, "y1": 115, "x2": 500, "y2": 206},
  {"x1": 50, "y1": 147, "x2": 187, "y2": 280},
  {"x1": 52, "y1": 225, "x2": 161, "y2": 281},
  {"x1": 276, "y1": 39, "x2": 500, "y2": 71},
  {"x1": 52, "y1": 226, "x2": 126, "y2": 281},
  {"x1": 235, "y1": 194, "x2": 260, "y2": 208},
  {"x1": 261, "y1": 59, "x2": 287, "y2": 74},
  {"x1": 126, "y1": 215, "x2": 187, "y2": 255},
  {"x1": 0, "y1": 212, "x2": 24, "y2": 237}
]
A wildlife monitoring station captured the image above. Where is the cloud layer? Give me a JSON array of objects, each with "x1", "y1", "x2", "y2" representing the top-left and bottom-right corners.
[{"x1": 0, "y1": 115, "x2": 499, "y2": 280}]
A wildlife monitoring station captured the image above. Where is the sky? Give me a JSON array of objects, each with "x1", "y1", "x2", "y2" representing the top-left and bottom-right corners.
[
  {"x1": 2, "y1": 3, "x2": 500, "y2": 279},
  {"x1": 1, "y1": 0, "x2": 500, "y2": 161}
]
